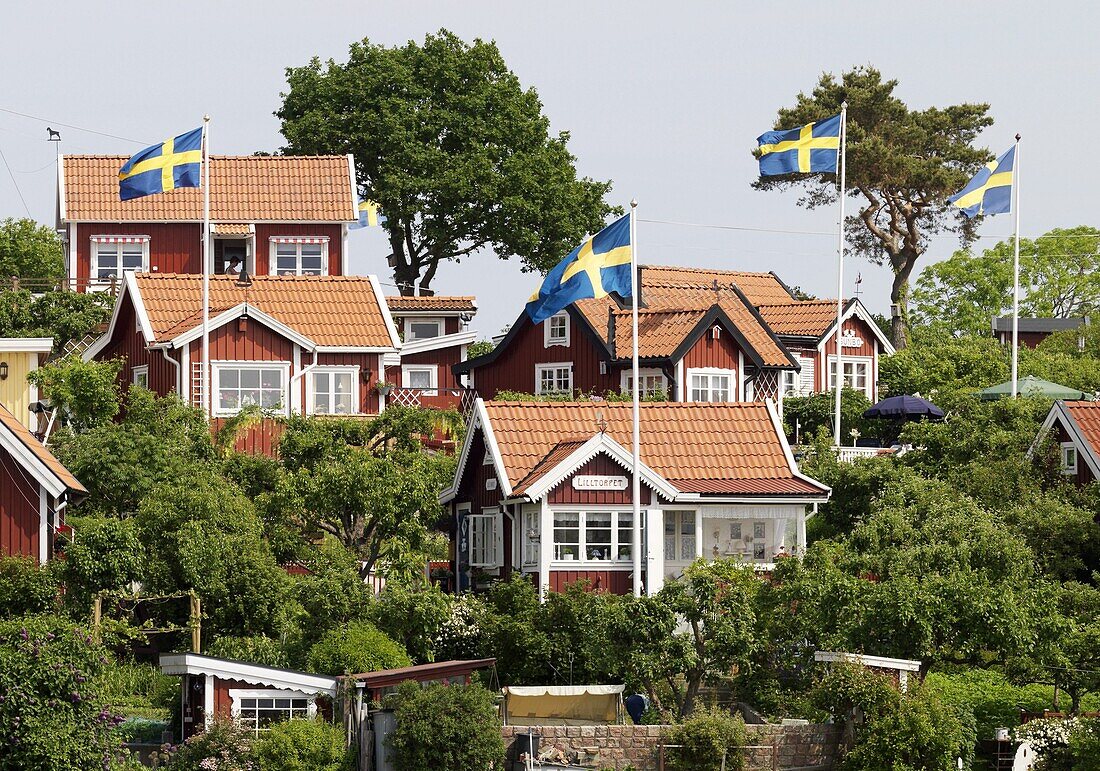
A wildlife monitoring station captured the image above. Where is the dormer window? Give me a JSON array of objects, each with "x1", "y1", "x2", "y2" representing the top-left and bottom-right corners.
[
  {"x1": 405, "y1": 318, "x2": 444, "y2": 340},
  {"x1": 544, "y1": 312, "x2": 569, "y2": 347}
]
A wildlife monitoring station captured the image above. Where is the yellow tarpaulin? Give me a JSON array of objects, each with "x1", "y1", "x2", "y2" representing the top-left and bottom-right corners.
[{"x1": 501, "y1": 685, "x2": 625, "y2": 726}]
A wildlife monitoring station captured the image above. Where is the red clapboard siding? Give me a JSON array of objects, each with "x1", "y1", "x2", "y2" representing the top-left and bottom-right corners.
[
  {"x1": 189, "y1": 318, "x2": 296, "y2": 364},
  {"x1": 253, "y1": 224, "x2": 344, "y2": 276},
  {"x1": 213, "y1": 678, "x2": 254, "y2": 721},
  {"x1": 0, "y1": 448, "x2": 39, "y2": 561},
  {"x1": 549, "y1": 569, "x2": 632, "y2": 595},
  {"x1": 683, "y1": 328, "x2": 745, "y2": 399},
  {"x1": 548, "y1": 455, "x2": 651, "y2": 505},
  {"x1": 818, "y1": 316, "x2": 878, "y2": 393},
  {"x1": 93, "y1": 294, "x2": 181, "y2": 396},
  {"x1": 75, "y1": 223, "x2": 202, "y2": 285}
]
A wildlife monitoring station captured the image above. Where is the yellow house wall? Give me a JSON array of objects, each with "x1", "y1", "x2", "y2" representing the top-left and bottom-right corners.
[{"x1": 0, "y1": 350, "x2": 39, "y2": 427}]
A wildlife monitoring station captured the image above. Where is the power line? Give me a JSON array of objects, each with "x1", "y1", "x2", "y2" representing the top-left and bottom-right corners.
[
  {"x1": 0, "y1": 141, "x2": 32, "y2": 217},
  {"x1": 0, "y1": 106, "x2": 148, "y2": 145}
]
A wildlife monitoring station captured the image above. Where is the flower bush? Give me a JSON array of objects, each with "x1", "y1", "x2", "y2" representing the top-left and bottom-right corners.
[{"x1": 162, "y1": 719, "x2": 254, "y2": 771}]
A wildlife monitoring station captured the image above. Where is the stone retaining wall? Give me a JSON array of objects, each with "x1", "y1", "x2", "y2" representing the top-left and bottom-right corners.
[{"x1": 501, "y1": 723, "x2": 840, "y2": 770}]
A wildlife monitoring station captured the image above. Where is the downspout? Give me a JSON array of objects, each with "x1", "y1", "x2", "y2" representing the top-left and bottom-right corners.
[
  {"x1": 160, "y1": 345, "x2": 182, "y2": 396},
  {"x1": 289, "y1": 348, "x2": 320, "y2": 415}
]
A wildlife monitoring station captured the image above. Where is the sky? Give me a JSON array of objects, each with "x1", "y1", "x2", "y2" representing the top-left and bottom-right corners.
[{"x1": 2, "y1": 1, "x2": 1097, "y2": 337}]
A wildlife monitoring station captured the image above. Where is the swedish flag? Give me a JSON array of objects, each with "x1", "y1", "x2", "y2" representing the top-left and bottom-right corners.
[
  {"x1": 948, "y1": 145, "x2": 1015, "y2": 218},
  {"x1": 526, "y1": 214, "x2": 632, "y2": 324},
  {"x1": 118, "y1": 128, "x2": 203, "y2": 201},
  {"x1": 350, "y1": 199, "x2": 385, "y2": 229},
  {"x1": 757, "y1": 114, "x2": 841, "y2": 176}
]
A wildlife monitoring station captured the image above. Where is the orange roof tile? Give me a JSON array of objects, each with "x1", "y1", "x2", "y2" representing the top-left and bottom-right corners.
[
  {"x1": 133, "y1": 274, "x2": 397, "y2": 349},
  {"x1": 1064, "y1": 401, "x2": 1100, "y2": 463},
  {"x1": 0, "y1": 403, "x2": 87, "y2": 494},
  {"x1": 639, "y1": 265, "x2": 797, "y2": 305},
  {"x1": 757, "y1": 300, "x2": 841, "y2": 338},
  {"x1": 512, "y1": 438, "x2": 590, "y2": 496},
  {"x1": 62, "y1": 155, "x2": 355, "y2": 222},
  {"x1": 482, "y1": 401, "x2": 825, "y2": 497},
  {"x1": 386, "y1": 296, "x2": 477, "y2": 313},
  {"x1": 213, "y1": 223, "x2": 251, "y2": 236}
]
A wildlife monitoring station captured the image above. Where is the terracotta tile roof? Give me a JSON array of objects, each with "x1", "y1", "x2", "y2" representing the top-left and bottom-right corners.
[
  {"x1": 1064, "y1": 401, "x2": 1100, "y2": 463},
  {"x1": 213, "y1": 223, "x2": 251, "y2": 236},
  {"x1": 482, "y1": 401, "x2": 826, "y2": 497},
  {"x1": 639, "y1": 265, "x2": 797, "y2": 305},
  {"x1": 0, "y1": 403, "x2": 87, "y2": 494},
  {"x1": 62, "y1": 155, "x2": 356, "y2": 222},
  {"x1": 757, "y1": 300, "x2": 841, "y2": 338},
  {"x1": 133, "y1": 274, "x2": 397, "y2": 349},
  {"x1": 512, "y1": 438, "x2": 589, "y2": 496},
  {"x1": 386, "y1": 296, "x2": 477, "y2": 313}
]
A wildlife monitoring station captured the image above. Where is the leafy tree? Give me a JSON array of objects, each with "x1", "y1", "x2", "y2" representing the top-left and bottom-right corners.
[
  {"x1": 0, "y1": 218, "x2": 64, "y2": 281},
  {"x1": 911, "y1": 246, "x2": 1013, "y2": 337},
  {"x1": 305, "y1": 620, "x2": 409, "y2": 675},
  {"x1": 1021, "y1": 582, "x2": 1100, "y2": 714},
  {"x1": 754, "y1": 66, "x2": 994, "y2": 348},
  {"x1": 251, "y1": 718, "x2": 352, "y2": 771},
  {"x1": 369, "y1": 582, "x2": 451, "y2": 664},
  {"x1": 277, "y1": 29, "x2": 616, "y2": 295},
  {"x1": 288, "y1": 539, "x2": 375, "y2": 658},
  {"x1": 0, "y1": 289, "x2": 113, "y2": 352},
  {"x1": 27, "y1": 356, "x2": 123, "y2": 430},
  {"x1": 205, "y1": 635, "x2": 289, "y2": 669},
  {"x1": 782, "y1": 388, "x2": 876, "y2": 445},
  {"x1": 0, "y1": 556, "x2": 60, "y2": 618},
  {"x1": 466, "y1": 339, "x2": 495, "y2": 359},
  {"x1": 59, "y1": 517, "x2": 144, "y2": 611},
  {"x1": 386, "y1": 681, "x2": 505, "y2": 771}
]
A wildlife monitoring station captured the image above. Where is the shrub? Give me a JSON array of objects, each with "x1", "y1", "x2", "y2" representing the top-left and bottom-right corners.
[
  {"x1": 306, "y1": 620, "x2": 410, "y2": 675},
  {"x1": 839, "y1": 689, "x2": 974, "y2": 771},
  {"x1": 162, "y1": 718, "x2": 254, "y2": 771},
  {"x1": 205, "y1": 635, "x2": 289, "y2": 668},
  {"x1": 386, "y1": 681, "x2": 505, "y2": 771},
  {"x1": 60, "y1": 517, "x2": 144, "y2": 610},
  {"x1": 0, "y1": 555, "x2": 60, "y2": 617},
  {"x1": 251, "y1": 718, "x2": 353, "y2": 771},
  {"x1": 924, "y1": 668, "x2": 1054, "y2": 740},
  {"x1": 663, "y1": 707, "x2": 748, "y2": 771}
]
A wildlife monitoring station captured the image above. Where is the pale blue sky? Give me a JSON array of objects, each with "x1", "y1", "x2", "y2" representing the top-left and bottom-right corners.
[{"x1": 2, "y1": 1, "x2": 1095, "y2": 336}]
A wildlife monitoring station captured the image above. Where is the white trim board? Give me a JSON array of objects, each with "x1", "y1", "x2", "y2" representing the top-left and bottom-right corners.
[{"x1": 159, "y1": 653, "x2": 338, "y2": 695}]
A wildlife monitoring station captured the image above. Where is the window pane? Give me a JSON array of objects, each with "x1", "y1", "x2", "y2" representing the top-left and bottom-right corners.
[
  {"x1": 240, "y1": 370, "x2": 260, "y2": 388},
  {"x1": 585, "y1": 512, "x2": 612, "y2": 560},
  {"x1": 554, "y1": 512, "x2": 579, "y2": 560},
  {"x1": 410, "y1": 322, "x2": 440, "y2": 340},
  {"x1": 333, "y1": 373, "x2": 352, "y2": 394},
  {"x1": 261, "y1": 369, "x2": 280, "y2": 389},
  {"x1": 408, "y1": 369, "x2": 432, "y2": 389}
]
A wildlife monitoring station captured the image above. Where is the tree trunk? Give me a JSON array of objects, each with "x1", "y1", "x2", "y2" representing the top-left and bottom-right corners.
[
  {"x1": 888, "y1": 249, "x2": 919, "y2": 351},
  {"x1": 392, "y1": 263, "x2": 418, "y2": 296}
]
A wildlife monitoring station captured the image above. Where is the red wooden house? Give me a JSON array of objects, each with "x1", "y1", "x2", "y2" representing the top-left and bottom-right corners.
[
  {"x1": 456, "y1": 265, "x2": 892, "y2": 404},
  {"x1": 57, "y1": 154, "x2": 358, "y2": 288},
  {"x1": 1035, "y1": 400, "x2": 1100, "y2": 486},
  {"x1": 383, "y1": 295, "x2": 478, "y2": 412},
  {"x1": 84, "y1": 273, "x2": 401, "y2": 454},
  {"x1": 440, "y1": 399, "x2": 829, "y2": 595},
  {"x1": 0, "y1": 402, "x2": 86, "y2": 563},
  {"x1": 993, "y1": 316, "x2": 1090, "y2": 349}
]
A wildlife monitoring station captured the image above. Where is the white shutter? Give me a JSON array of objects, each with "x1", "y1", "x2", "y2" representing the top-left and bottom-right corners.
[
  {"x1": 494, "y1": 510, "x2": 505, "y2": 568},
  {"x1": 798, "y1": 356, "x2": 816, "y2": 393}
]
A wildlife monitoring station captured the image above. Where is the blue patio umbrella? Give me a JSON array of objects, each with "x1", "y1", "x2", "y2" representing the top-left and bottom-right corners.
[{"x1": 863, "y1": 394, "x2": 945, "y2": 420}]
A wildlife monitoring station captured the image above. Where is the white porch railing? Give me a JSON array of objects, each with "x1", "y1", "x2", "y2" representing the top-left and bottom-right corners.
[{"x1": 834, "y1": 446, "x2": 886, "y2": 462}]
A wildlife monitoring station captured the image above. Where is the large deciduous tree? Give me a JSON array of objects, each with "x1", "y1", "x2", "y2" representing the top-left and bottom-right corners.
[
  {"x1": 0, "y1": 218, "x2": 64, "y2": 282},
  {"x1": 277, "y1": 30, "x2": 617, "y2": 295},
  {"x1": 753, "y1": 67, "x2": 994, "y2": 348}
]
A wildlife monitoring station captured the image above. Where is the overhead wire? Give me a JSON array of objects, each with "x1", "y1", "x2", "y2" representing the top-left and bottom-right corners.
[
  {"x1": 0, "y1": 141, "x2": 32, "y2": 217},
  {"x1": 0, "y1": 106, "x2": 148, "y2": 145}
]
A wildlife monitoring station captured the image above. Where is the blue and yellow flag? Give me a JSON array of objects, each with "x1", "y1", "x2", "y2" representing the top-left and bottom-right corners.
[
  {"x1": 349, "y1": 199, "x2": 385, "y2": 229},
  {"x1": 948, "y1": 145, "x2": 1015, "y2": 218},
  {"x1": 118, "y1": 128, "x2": 202, "y2": 201},
  {"x1": 526, "y1": 214, "x2": 632, "y2": 324},
  {"x1": 757, "y1": 114, "x2": 841, "y2": 176}
]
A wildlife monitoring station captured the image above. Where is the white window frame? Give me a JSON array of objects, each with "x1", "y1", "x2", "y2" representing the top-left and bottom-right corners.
[
  {"x1": 401, "y1": 364, "x2": 438, "y2": 393},
  {"x1": 90, "y1": 236, "x2": 149, "y2": 285},
  {"x1": 522, "y1": 508, "x2": 540, "y2": 566},
  {"x1": 535, "y1": 363, "x2": 573, "y2": 395},
  {"x1": 404, "y1": 317, "x2": 444, "y2": 341},
  {"x1": 621, "y1": 367, "x2": 667, "y2": 398},
  {"x1": 469, "y1": 509, "x2": 503, "y2": 568},
  {"x1": 211, "y1": 361, "x2": 291, "y2": 417},
  {"x1": 827, "y1": 355, "x2": 873, "y2": 398},
  {"x1": 544, "y1": 313, "x2": 570, "y2": 347},
  {"x1": 1062, "y1": 442, "x2": 1079, "y2": 475},
  {"x1": 552, "y1": 509, "x2": 644, "y2": 564},
  {"x1": 229, "y1": 689, "x2": 316, "y2": 735},
  {"x1": 131, "y1": 365, "x2": 149, "y2": 389},
  {"x1": 663, "y1": 509, "x2": 698, "y2": 563},
  {"x1": 268, "y1": 237, "x2": 329, "y2": 276},
  {"x1": 307, "y1": 365, "x2": 360, "y2": 415},
  {"x1": 686, "y1": 368, "x2": 735, "y2": 403}
]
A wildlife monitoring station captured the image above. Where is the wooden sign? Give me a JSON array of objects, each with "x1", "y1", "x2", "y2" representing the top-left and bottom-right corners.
[{"x1": 572, "y1": 475, "x2": 628, "y2": 491}]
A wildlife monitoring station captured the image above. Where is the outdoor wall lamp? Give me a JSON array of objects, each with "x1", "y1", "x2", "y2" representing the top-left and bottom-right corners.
[
  {"x1": 0, "y1": 361, "x2": 8, "y2": 381},
  {"x1": 362, "y1": 368, "x2": 373, "y2": 383}
]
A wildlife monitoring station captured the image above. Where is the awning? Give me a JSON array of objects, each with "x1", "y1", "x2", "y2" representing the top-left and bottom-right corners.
[
  {"x1": 502, "y1": 685, "x2": 625, "y2": 726},
  {"x1": 213, "y1": 223, "x2": 251, "y2": 236},
  {"x1": 270, "y1": 236, "x2": 329, "y2": 244},
  {"x1": 90, "y1": 235, "x2": 149, "y2": 244}
]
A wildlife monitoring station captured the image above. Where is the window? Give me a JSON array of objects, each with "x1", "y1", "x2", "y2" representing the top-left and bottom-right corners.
[
  {"x1": 621, "y1": 368, "x2": 668, "y2": 398},
  {"x1": 469, "y1": 510, "x2": 501, "y2": 568},
  {"x1": 664, "y1": 510, "x2": 697, "y2": 562},
  {"x1": 535, "y1": 363, "x2": 573, "y2": 395},
  {"x1": 523, "y1": 509, "x2": 539, "y2": 565},
  {"x1": 753, "y1": 521, "x2": 767, "y2": 561},
  {"x1": 91, "y1": 237, "x2": 147, "y2": 283},
  {"x1": 269, "y1": 238, "x2": 327, "y2": 275},
  {"x1": 405, "y1": 318, "x2": 443, "y2": 340},
  {"x1": 310, "y1": 368, "x2": 357, "y2": 415},
  {"x1": 1062, "y1": 443, "x2": 1079, "y2": 475},
  {"x1": 131, "y1": 365, "x2": 149, "y2": 389},
  {"x1": 828, "y1": 357, "x2": 872, "y2": 397},
  {"x1": 782, "y1": 355, "x2": 816, "y2": 396},
  {"x1": 687, "y1": 369, "x2": 733, "y2": 402},
  {"x1": 544, "y1": 313, "x2": 569, "y2": 347},
  {"x1": 401, "y1": 365, "x2": 438, "y2": 393},
  {"x1": 553, "y1": 510, "x2": 642, "y2": 563},
  {"x1": 213, "y1": 363, "x2": 288, "y2": 416},
  {"x1": 234, "y1": 691, "x2": 311, "y2": 735}
]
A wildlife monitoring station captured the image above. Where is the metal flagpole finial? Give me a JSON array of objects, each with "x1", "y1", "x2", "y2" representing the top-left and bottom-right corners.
[
  {"x1": 203, "y1": 115, "x2": 211, "y2": 123},
  {"x1": 1015, "y1": 133, "x2": 1021, "y2": 142},
  {"x1": 630, "y1": 199, "x2": 638, "y2": 209},
  {"x1": 841, "y1": 101, "x2": 848, "y2": 110}
]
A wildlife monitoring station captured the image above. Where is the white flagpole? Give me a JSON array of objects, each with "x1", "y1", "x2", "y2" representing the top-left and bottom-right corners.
[
  {"x1": 1011, "y1": 133, "x2": 1022, "y2": 398},
  {"x1": 629, "y1": 200, "x2": 642, "y2": 599},
  {"x1": 833, "y1": 103, "x2": 848, "y2": 447},
  {"x1": 202, "y1": 115, "x2": 211, "y2": 417}
]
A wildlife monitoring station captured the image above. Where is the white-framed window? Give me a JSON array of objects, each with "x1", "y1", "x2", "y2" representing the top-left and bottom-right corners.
[
  {"x1": 687, "y1": 368, "x2": 734, "y2": 402},
  {"x1": 523, "y1": 509, "x2": 539, "y2": 566},
  {"x1": 469, "y1": 509, "x2": 503, "y2": 568},
  {"x1": 553, "y1": 510, "x2": 643, "y2": 563},
  {"x1": 90, "y1": 236, "x2": 148, "y2": 284},
  {"x1": 405, "y1": 318, "x2": 444, "y2": 340},
  {"x1": 401, "y1": 364, "x2": 438, "y2": 393},
  {"x1": 131, "y1": 365, "x2": 149, "y2": 389},
  {"x1": 621, "y1": 368, "x2": 667, "y2": 398},
  {"x1": 309, "y1": 366, "x2": 358, "y2": 415},
  {"x1": 828, "y1": 356, "x2": 872, "y2": 398},
  {"x1": 664, "y1": 510, "x2": 697, "y2": 562},
  {"x1": 544, "y1": 312, "x2": 570, "y2": 347},
  {"x1": 1062, "y1": 442, "x2": 1079, "y2": 475},
  {"x1": 535, "y1": 363, "x2": 573, "y2": 395},
  {"x1": 230, "y1": 689, "x2": 314, "y2": 735},
  {"x1": 269, "y1": 237, "x2": 328, "y2": 276},
  {"x1": 212, "y1": 361, "x2": 290, "y2": 417}
]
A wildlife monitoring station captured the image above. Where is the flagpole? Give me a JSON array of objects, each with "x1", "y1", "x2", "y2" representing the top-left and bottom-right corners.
[
  {"x1": 202, "y1": 115, "x2": 211, "y2": 418},
  {"x1": 833, "y1": 103, "x2": 848, "y2": 447},
  {"x1": 629, "y1": 199, "x2": 642, "y2": 599},
  {"x1": 1011, "y1": 133, "x2": 1021, "y2": 399}
]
